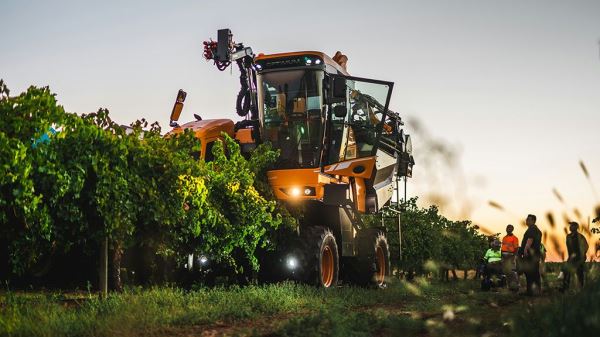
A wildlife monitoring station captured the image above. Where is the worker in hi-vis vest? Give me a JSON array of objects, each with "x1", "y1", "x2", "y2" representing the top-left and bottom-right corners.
[
  {"x1": 484, "y1": 239, "x2": 502, "y2": 275},
  {"x1": 501, "y1": 224, "x2": 520, "y2": 290}
]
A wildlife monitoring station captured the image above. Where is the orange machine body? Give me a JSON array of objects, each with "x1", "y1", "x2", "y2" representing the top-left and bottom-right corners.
[
  {"x1": 167, "y1": 119, "x2": 234, "y2": 160},
  {"x1": 166, "y1": 44, "x2": 411, "y2": 270},
  {"x1": 266, "y1": 156, "x2": 376, "y2": 212}
]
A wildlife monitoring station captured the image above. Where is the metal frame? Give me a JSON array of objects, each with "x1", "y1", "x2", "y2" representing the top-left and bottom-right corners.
[{"x1": 323, "y1": 74, "x2": 395, "y2": 164}]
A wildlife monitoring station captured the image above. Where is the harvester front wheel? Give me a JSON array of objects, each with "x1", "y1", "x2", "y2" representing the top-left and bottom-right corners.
[
  {"x1": 302, "y1": 226, "x2": 339, "y2": 288},
  {"x1": 355, "y1": 229, "x2": 390, "y2": 288}
]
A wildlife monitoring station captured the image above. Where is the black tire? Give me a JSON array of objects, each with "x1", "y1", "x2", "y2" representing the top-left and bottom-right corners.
[
  {"x1": 301, "y1": 226, "x2": 339, "y2": 288},
  {"x1": 354, "y1": 228, "x2": 390, "y2": 288}
]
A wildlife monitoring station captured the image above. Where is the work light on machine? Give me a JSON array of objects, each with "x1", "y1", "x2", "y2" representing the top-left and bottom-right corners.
[
  {"x1": 282, "y1": 186, "x2": 316, "y2": 197},
  {"x1": 290, "y1": 187, "x2": 301, "y2": 197},
  {"x1": 286, "y1": 256, "x2": 299, "y2": 270},
  {"x1": 199, "y1": 255, "x2": 209, "y2": 265}
]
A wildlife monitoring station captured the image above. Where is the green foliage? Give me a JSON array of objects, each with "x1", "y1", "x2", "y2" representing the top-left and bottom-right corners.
[
  {"x1": 249, "y1": 141, "x2": 300, "y2": 233},
  {"x1": 365, "y1": 198, "x2": 488, "y2": 277},
  {"x1": 513, "y1": 277, "x2": 600, "y2": 337},
  {"x1": 440, "y1": 217, "x2": 488, "y2": 272},
  {"x1": 0, "y1": 81, "x2": 281, "y2": 277},
  {"x1": 198, "y1": 135, "x2": 283, "y2": 270},
  {"x1": 0, "y1": 83, "x2": 62, "y2": 272}
]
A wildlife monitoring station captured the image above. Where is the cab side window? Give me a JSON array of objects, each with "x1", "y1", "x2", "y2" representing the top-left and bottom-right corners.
[{"x1": 327, "y1": 77, "x2": 391, "y2": 162}]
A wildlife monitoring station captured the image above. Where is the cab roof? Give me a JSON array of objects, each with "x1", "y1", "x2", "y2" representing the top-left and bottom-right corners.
[{"x1": 255, "y1": 51, "x2": 349, "y2": 76}]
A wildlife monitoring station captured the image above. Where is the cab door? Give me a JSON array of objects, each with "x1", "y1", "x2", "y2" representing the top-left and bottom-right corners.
[{"x1": 325, "y1": 74, "x2": 394, "y2": 164}]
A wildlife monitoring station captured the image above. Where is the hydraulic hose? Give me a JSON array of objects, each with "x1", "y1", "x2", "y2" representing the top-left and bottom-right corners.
[{"x1": 236, "y1": 59, "x2": 251, "y2": 117}]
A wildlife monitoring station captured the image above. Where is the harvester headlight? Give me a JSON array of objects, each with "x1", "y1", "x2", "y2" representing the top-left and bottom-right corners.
[
  {"x1": 199, "y1": 255, "x2": 208, "y2": 265},
  {"x1": 290, "y1": 187, "x2": 301, "y2": 197},
  {"x1": 281, "y1": 186, "x2": 315, "y2": 197},
  {"x1": 286, "y1": 256, "x2": 298, "y2": 270},
  {"x1": 315, "y1": 59, "x2": 322, "y2": 65}
]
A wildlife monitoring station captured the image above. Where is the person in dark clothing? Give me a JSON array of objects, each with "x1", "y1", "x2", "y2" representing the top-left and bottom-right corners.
[
  {"x1": 560, "y1": 222, "x2": 589, "y2": 291},
  {"x1": 520, "y1": 214, "x2": 542, "y2": 296}
]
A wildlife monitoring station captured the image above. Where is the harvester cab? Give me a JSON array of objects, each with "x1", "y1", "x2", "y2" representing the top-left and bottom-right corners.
[{"x1": 168, "y1": 29, "x2": 414, "y2": 288}]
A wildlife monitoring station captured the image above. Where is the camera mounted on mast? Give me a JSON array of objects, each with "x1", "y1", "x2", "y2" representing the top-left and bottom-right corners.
[{"x1": 203, "y1": 29, "x2": 258, "y2": 119}]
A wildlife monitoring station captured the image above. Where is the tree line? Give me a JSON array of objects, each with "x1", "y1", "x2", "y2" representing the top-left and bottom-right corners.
[{"x1": 366, "y1": 198, "x2": 489, "y2": 280}]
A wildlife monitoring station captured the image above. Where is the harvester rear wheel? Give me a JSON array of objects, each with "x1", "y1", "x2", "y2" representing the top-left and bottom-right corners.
[
  {"x1": 302, "y1": 226, "x2": 339, "y2": 288},
  {"x1": 355, "y1": 229, "x2": 390, "y2": 288}
]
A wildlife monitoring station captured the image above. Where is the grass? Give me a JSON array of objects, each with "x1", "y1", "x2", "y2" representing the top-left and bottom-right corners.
[
  {"x1": 268, "y1": 309, "x2": 424, "y2": 337},
  {"x1": 0, "y1": 274, "x2": 575, "y2": 337},
  {"x1": 0, "y1": 282, "x2": 415, "y2": 337},
  {"x1": 512, "y1": 271, "x2": 600, "y2": 337}
]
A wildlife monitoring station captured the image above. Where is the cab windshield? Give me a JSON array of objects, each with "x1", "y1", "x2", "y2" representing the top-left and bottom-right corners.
[{"x1": 257, "y1": 70, "x2": 324, "y2": 168}]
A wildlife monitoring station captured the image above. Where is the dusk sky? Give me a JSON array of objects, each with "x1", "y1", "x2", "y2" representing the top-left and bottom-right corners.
[{"x1": 2, "y1": 0, "x2": 600, "y2": 259}]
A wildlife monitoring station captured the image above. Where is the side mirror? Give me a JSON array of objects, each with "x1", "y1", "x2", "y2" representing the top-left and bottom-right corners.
[
  {"x1": 397, "y1": 128, "x2": 405, "y2": 148},
  {"x1": 333, "y1": 105, "x2": 347, "y2": 118},
  {"x1": 404, "y1": 134, "x2": 412, "y2": 155},
  {"x1": 169, "y1": 89, "x2": 187, "y2": 127}
]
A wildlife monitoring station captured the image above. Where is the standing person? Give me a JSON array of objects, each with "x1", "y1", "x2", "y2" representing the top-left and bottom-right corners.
[
  {"x1": 520, "y1": 214, "x2": 542, "y2": 296},
  {"x1": 501, "y1": 225, "x2": 519, "y2": 290},
  {"x1": 560, "y1": 222, "x2": 589, "y2": 292}
]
